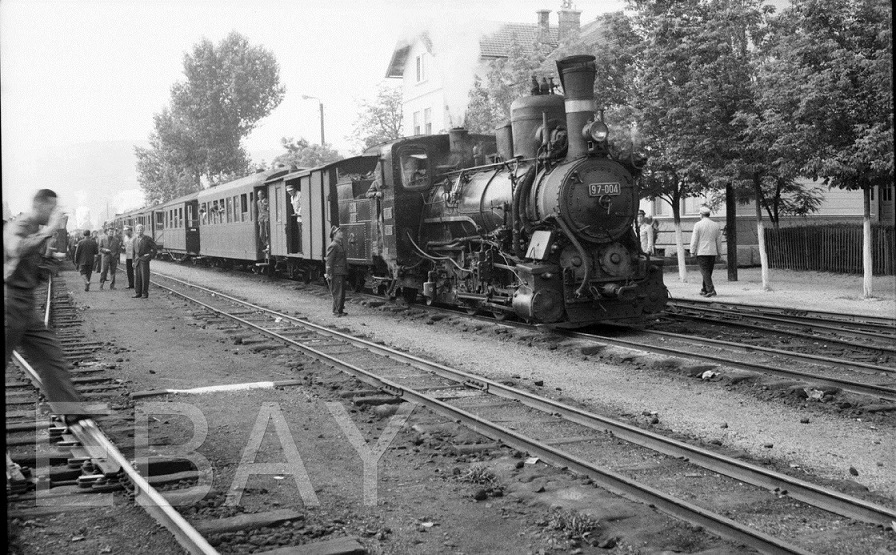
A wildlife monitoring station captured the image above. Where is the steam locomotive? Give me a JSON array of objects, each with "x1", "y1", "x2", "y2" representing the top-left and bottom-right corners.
[{"x1": 113, "y1": 55, "x2": 667, "y2": 327}]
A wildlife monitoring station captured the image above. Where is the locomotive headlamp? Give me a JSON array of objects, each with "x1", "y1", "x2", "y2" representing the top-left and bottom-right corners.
[{"x1": 584, "y1": 121, "x2": 609, "y2": 143}]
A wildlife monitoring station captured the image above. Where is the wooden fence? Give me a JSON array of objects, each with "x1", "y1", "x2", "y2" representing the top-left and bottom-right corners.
[{"x1": 764, "y1": 224, "x2": 895, "y2": 275}]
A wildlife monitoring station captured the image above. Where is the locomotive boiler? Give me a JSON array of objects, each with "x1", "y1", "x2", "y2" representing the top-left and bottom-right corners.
[{"x1": 413, "y1": 55, "x2": 667, "y2": 327}]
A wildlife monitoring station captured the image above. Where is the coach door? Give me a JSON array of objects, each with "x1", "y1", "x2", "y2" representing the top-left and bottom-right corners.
[
  {"x1": 186, "y1": 199, "x2": 200, "y2": 254},
  {"x1": 268, "y1": 183, "x2": 287, "y2": 256}
]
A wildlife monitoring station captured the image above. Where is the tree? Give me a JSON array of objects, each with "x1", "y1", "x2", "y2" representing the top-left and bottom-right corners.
[
  {"x1": 759, "y1": 0, "x2": 892, "y2": 297},
  {"x1": 136, "y1": 32, "x2": 284, "y2": 202},
  {"x1": 350, "y1": 84, "x2": 403, "y2": 152},
  {"x1": 630, "y1": 0, "x2": 714, "y2": 282},
  {"x1": 272, "y1": 137, "x2": 343, "y2": 169},
  {"x1": 465, "y1": 34, "x2": 554, "y2": 134}
]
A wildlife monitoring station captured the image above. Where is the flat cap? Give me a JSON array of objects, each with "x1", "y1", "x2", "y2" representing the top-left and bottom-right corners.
[{"x1": 699, "y1": 206, "x2": 711, "y2": 215}]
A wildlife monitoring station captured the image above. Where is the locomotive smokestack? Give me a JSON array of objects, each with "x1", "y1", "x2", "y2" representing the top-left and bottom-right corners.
[
  {"x1": 448, "y1": 127, "x2": 475, "y2": 169},
  {"x1": 556, "y1": 55, "x2": 596, "y2": 160}
]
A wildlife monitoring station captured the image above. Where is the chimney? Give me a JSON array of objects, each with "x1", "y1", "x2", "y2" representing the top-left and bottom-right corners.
[
  {"x1": 558, "y1": 6, "x2": 581, "y2": 43},
  {"x1": 556, "y1": 54, "x2": 596, "y2": 160},
  {"x1": 536, "y1": 10, "x2": 551, "y2": 43}
]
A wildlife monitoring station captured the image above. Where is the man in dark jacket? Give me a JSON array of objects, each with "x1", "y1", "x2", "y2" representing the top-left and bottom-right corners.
[
  {"x1": 74, "y1": 229, "x2": 99, "y2": 291},
  {"x1": 325, "y1": 225, "x2": 348, "y2": 316},
  {"x1": 98, "y1": 228, "x2": 122, "y2": 290},
  {"x1": 4, "y1": 189, "x2": 85, "y2": 422},
  {"x1": 132, "y1": 224, "x2": 157, "y2": 298}
]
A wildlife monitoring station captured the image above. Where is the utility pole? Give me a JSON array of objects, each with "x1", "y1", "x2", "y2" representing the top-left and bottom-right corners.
[{"x1": 301, "y1": 95, "x2": 325, "y2": 146}]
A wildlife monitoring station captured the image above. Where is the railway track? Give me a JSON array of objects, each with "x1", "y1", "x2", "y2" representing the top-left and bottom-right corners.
[
  {"x1": 669, "y1": 298, "x2": 896, "y2": 336},
  {"x1": 149, "y1": 270, "x2": 896, "y2": 555},
  {"x1": 5, "y1": 274, "x2": 217, "y2": 554},
  {"x1": 374, "y1": 288, "x2": 896, "y2": 403}
]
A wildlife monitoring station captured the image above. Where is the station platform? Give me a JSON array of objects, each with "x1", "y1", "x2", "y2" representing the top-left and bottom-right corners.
[{"x1": 660, "y1": 266, "x2": 896, "y2": 318}]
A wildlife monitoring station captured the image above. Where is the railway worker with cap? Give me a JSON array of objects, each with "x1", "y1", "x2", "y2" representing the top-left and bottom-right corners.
[
  {"x1": 689, "y1": 205, "x2": 723, "y2": 297},
  {"x1": 132, "y1": 224, "x2": 158, "y2": 299},
  {"x1": 4, "y1": 189, "x2": 86, "y2": 423},
  {"x1": 325, "y1": 225, "x2": 348, "y2": 316},
  {"x1": 122, "y1": 226, "x2": 135, "y2": 289},
  {"x1": 98, "y1": 227, "x2": 122, "y2": 290},
  {"x1": 74, "y1": 229, "x2": 99, "y2": 291}
]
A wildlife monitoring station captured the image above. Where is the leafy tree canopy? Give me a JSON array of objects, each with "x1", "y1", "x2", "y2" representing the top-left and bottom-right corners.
[
  {"x1": 136, "y1": 31, "x2": 284, "y2": 203},
  {"x1": 350, "y1": 84, "x2": 404, "y2": 152},
  {"x1": 272, "y1": 137, "x2": 343, "y2": 169},
  {"x1": 758, "y1": 0, "x2": 893, "y2": 191}
]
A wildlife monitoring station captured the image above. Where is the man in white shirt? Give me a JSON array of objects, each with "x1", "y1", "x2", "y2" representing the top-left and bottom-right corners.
[{"x1": 689, "y1": 206, "x2": 723, "y2": 297}]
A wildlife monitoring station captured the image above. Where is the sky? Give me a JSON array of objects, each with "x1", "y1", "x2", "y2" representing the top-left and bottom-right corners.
[{"x1": 1, "y1": 0, "x2": 624, "y2": 227}]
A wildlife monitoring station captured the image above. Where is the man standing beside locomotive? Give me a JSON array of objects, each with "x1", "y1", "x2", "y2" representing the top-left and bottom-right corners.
[
  {"x1": 98, "y1": 227, "x2": 122, "y2": 289},
  {"x1": 689, "y1": 206, "x2": 723, "y2": 297},
  {"x1": 74, "y1": 229, "x2": 98, "y2": 291},
  {"x1": 122, "y1": 226, "x2": 135, "y2": 289},
  {"x1": 132, "y1": 224, "x2": 158, "y2": 298},
  {"x1": 325, "y1": 225, "x2": 348, "y2": 317}
]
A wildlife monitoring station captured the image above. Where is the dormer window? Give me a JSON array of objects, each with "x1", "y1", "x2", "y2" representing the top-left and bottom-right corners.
[{"x1": 415, "y1": 53, "x2": 427, "y2": 83}]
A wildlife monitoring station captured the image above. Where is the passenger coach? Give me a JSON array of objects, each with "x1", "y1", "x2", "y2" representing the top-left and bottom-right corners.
[{"x1": 196, "y1": 168, "x2": 289, "y2": 266}]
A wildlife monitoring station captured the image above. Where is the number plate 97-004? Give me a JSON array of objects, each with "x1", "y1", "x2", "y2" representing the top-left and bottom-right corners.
[{"x1": 588, "y1": 182, "x2": 621, "y2": 196}]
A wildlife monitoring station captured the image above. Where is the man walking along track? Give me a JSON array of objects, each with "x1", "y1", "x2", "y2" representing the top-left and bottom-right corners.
[
  {"x1": 4, "y1": 189, "x2": 86, "y2": 422},
  {"x1": 690, "y1": 205, "x2": 723, "y2": 297}
]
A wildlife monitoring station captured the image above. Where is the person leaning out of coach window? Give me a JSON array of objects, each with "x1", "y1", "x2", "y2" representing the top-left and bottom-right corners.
[{"x1": 689, "y1": 205, "x2": 723, "y2": 298}]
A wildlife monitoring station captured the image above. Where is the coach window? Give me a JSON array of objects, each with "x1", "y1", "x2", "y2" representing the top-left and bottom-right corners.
[
  {"x1": 240, "y1": 194, "x2": 249, "y2": 222},
  {"x1": 249, "y1": 192, "x2": 255, "y2": 221},
  {"x1": 398, "y1": 147, "x2": 430, "y2": 191},
  {"x1": 226, "y1": 197, "x2": 233, "y2": 223},
  {"x1": 155, "y1": 211, "x2": 164, "y2": 229}
]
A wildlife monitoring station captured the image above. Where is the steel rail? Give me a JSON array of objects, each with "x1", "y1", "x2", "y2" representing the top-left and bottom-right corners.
[
  {"x1": 667, "y1": 303, "x2": 896, "y2": 343},
  {"x1": 11, "y1": 275, "x2": 218, "y2": 555},
  {"x1": 671, "y1": 298, "x2": 896, "y2": 330},
  {"x1": 564, "y1": 330, "x2": 896, "y2": 402},
  {"x1": 644, "y1": 330, "x2": 896, "y2": 382},
  {"x1": 151, "y1": 275, "x2": 815, "y2": 555},
  {"x1": 152, "y1": 273, "x2": 896, "y2": 529},
  {"x1": 665, "y1": 307, "x2": 896, "y2": 353},
  {"x1": 641, "y1": 328, "x2": 896, "y2": 380}
]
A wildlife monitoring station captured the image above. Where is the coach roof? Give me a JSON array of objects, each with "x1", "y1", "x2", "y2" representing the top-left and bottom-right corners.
[{"x1": 197, "y1": 168, "x2": 290, "y2": 201}]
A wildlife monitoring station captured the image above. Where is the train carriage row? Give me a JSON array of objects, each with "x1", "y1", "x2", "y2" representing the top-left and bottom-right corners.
[{"x1": 110, "y1": 55, "x2": 668, "y2": 327}]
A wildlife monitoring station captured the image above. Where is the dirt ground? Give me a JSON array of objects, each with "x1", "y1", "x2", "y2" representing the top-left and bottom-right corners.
[
  {"x1": 8, "y1": 267, "x2": 744, "y2": 555},
  {"x1": 8, "y1": 262, "x2": 895, "y2": 554}
]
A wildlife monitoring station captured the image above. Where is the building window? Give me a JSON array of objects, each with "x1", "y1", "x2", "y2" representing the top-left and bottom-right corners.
[
  {"x1": 882, "y1": 184, "x2": 893, "y2": 202},
  {"x1": 413, "y1": 111, "x2": 421, "y2": 135},
  {"x1": 415, "y1": 54, "x2": 427, "y2": 83},
  {"x1": 424, "y1": 108, "x2": 432, "y2": 134}
]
